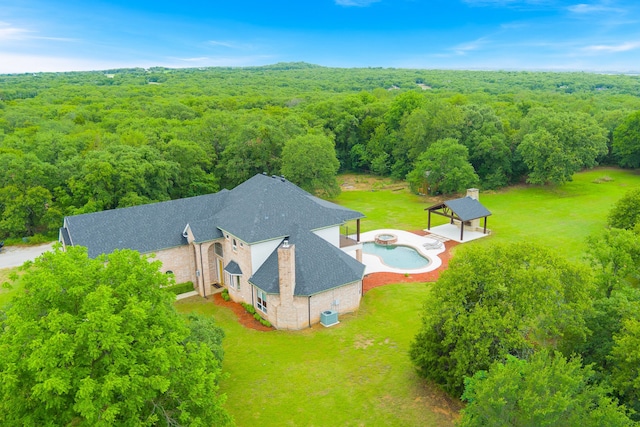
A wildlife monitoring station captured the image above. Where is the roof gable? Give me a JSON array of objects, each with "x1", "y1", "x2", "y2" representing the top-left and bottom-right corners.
[
  {"x1": 427, "y1": 196, "x2": 491, "y2": 222},
  {"x1": 65, "y1": 191, "x2": 228, "y2": 257},
  {"x1": 249, "y1": 229, "x2": 365, "y2": 296},
  {"x1": 213, "y1": 174, "x2": 363, "y2": 244}
]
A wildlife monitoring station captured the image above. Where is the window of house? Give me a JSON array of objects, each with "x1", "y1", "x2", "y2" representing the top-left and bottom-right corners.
[
  {"x1": 227, "y1": 273, "x2": 241, "y2": 291},
  {"x1": 257, "y1": 290, "x2": 267, "y2": 313},
  {"x1": 232, "y1": 239, "x2": 237, "y2": 251},
  {"x1": 214, "y1": 242, "x2": 223, "y2": 257}
]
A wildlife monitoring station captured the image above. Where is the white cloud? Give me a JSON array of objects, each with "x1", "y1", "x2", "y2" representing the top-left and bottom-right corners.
[
  {"x1": 0, "y1": 52, "x2": 276, "y2": 74},
  {"x1": 452, "y1": 37, "x2": 491, "y2": 55},
  {"x1": 0, "y1": 22, "x2": 76, "y2": 42},
  {"x1": 462, "y1": 0, "x2": 551, "y2": 6},
  {"x1": 0, "y1": 52, "x2": 138, "y2": 73},
  {"x1": 0, "y1": 23, "x2": 31, "y2": 40},
  {"x1": 583, "y1": 41, "x2": 640, "y2": 52},
  {"x1": 207, "y1": 40, "x2": 257, "y2": 51},
  {"x1": 567, "y1": 3, "x2": 624, "y2": 14},
  {"x1": 208, "y1": 40, "x2": 238, "y2": 48},
  {"x1": 335, "y1": 0, "x2": 380, "y2": 7}
]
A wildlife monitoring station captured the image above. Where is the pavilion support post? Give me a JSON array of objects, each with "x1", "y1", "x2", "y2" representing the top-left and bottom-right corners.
[
  {"x1": 483, "y1": 217, "x2": 487, "y2": 234},
  {"x1": 460, "y1": 222, "x2": 464, "y2": 241},
  {"x1": 428, "y1": 211, "x2": 431, "y2": 230},
  {"x1": 356, "y1": 219, "x2": 361, "y2": 243}
]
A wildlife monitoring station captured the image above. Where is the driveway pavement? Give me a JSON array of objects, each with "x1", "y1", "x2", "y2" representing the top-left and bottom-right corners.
[{"x1": 0, "y1": 242, "x2": 55, "y2": 269}]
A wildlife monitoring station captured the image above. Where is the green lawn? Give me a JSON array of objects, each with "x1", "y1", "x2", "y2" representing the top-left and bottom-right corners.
[
  {"x1": 176, "y1": 284, "x2": 460, "y2": 427},
  {"x1": 335, "y1": 167, "x2": 640, "y2": 260},
  {"x1": 0, "y1": 268, "x2": 21, "y2": 308}
]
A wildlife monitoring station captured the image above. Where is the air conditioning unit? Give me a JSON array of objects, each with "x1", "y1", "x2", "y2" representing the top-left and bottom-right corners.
[{"x1": 320, "y1": 310, "x2": 339, "y2": 327}]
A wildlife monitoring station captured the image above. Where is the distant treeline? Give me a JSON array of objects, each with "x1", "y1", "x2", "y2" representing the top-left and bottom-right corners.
[{"x1": 1, "y1": 63, "x2": 639, "y2": 239}]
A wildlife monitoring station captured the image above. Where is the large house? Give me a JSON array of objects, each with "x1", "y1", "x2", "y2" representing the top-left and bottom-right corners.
[{"x1": 59, "y1": 173, "x2": 365, "y2": 330}]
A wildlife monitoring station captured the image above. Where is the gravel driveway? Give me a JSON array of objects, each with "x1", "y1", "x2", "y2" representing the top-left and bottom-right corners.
[{"x1": 0, "y1": 242, "x2": 55, "y2": 269}]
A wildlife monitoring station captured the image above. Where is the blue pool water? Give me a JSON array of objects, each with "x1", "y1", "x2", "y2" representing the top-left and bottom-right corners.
[{"x1": 363, "y1": 242, "x2": 430, "y2": 269}]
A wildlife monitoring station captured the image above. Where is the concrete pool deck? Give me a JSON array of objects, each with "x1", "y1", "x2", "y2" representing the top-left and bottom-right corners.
[
  {"x1": 359, "y1": 229, "x2": 447, "y2": 275},
  {"x1": 426, "y1": 224, "x2": 491, "y2": 243}
]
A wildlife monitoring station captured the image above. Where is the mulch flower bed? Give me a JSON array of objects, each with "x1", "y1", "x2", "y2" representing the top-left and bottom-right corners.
[
  {"x1": 212, "y1": 293, "x2": 274, "y2": 331},
  {"x1": 213, "y1": 230, "x2": 459, "y2": 330}
]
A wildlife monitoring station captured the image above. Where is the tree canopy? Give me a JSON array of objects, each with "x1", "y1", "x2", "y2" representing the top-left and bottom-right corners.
[
  {"x1": 2, "y1": 65, "x2": 640, "y2": 240},
  {"x1": 406, "y1": 138, "x2": 479, "y2": 195},
  {"x1": 460, "y1": 351, "x2": 634, "y2": 427},
  {"x1": 409, "y1": 242, "x2": 593, "y2": 395},
  {"x1": 608, "y1": 188, "x2": 640, "y2": 230},
  {"x1": 0, "y1": 246, "x2": 232, "y2": 426},
  {"x1": 613, "y1": 110, "x2": 640, "y2": 168},
  {"x1": 281, "y1": 133, "x2": 341, "y2": 197}
]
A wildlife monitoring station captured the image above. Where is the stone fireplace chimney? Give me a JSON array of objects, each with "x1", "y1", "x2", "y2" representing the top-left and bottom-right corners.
[
  {"x1": 466, "y1": 188, "x2": 480, "y2": 229},
  {"x1": 278, "y1": 240, "x2": 295, "y2": 305}
]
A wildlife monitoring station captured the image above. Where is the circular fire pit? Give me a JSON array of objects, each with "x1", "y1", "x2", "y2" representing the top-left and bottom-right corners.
[{"x1": 374, "y1": 233, "x2": 398, "y2": 245}]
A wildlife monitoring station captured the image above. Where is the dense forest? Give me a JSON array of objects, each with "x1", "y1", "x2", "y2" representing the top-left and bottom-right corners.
[{"x1": 1, "y1": 63, "x2": 640, "y2": 240}]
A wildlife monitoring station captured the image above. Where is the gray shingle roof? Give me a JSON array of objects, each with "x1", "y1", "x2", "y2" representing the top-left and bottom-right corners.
[
  {"x1": 224, "y1": 260, "x2": 242, "y2": 275},
  {"x1": 427, "y1": 196, "x2": 491, "y2": 222},
  {"x1": 213, "y1": 174, "x2": 363, "y2": 243},
  {"x1": 65, "y1": 191, "x2": 228, "y2": 257},
  {"x1": 63, "y1": 173, "x2": 363, "y2": 257},
  {"x1": 249, "y1": 228, "x2": 365, "y2": 296}
]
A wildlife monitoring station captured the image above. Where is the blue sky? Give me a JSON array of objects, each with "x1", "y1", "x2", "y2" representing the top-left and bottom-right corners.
[{"x1": 1, "y1": 0, "x2": 639, "y2": 73}]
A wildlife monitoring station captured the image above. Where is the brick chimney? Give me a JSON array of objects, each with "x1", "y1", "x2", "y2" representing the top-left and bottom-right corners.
[{"x1": 278, "y1": 240, "x2": 295, "y2": 306}]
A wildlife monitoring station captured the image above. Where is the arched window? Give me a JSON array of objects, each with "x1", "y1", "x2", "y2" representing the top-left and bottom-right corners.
[{"x1": 214, "y1": 242, "x2": 223, "y2": 257}]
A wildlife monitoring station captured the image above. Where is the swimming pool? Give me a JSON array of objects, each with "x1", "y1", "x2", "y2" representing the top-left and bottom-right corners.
[{"x1": 362, "y1": 242, "x2": 431, "y2": 270}]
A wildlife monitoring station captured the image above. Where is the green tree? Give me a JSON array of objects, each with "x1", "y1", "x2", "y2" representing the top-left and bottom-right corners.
[
  {"x1": 406, "y1": 138, "x2": 478, "y2": 195},
  {"x1": 281, "y1": 133, "x2": 340, "y2": 197},
  {"x1": 611, "y1": 317, "x2": 640, "y2": 419},
  {"x1": 0, "y1": 185, "x2": 56, "y2": 237},
  {"x1": 608, "y1": 188, "x2": 640, "y2": 230},
  {"x1": 613, "y1": 110, "x2": 640, "y2": 168},
  {"x1": 517, "y1": 109, "x2": 608, "y2": 185},
  {"x1": 0, "y1": 246, "x2": 232, "y2": 426},
  {"x1": 460, "y1": 351, "x2": 634, "y2": 427},
  {"x1": 409, "y1": 243, "x2": 593, "y2": 395},
  {"x1": 585, "y1": 228, "x2": 640, "y2": 297}
]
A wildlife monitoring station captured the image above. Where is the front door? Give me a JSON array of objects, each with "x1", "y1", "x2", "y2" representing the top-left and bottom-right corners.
[{"x1": 218, "y1": 258, "x2": 225, "y2": 286}]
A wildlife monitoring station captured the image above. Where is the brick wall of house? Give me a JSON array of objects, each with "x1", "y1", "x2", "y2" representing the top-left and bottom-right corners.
[
  {"x1": 222, "y1": 233, "x2": 255, "y2": 304},
  {"x1": 153, "y1": 245, "x2": 197, "y2": 288},
  {"x1": 308, "y1": 281, "x2": 362, "y2": 324},
  {"x1": 264, "y1": 280, "x2": 362, "y2": 330}
]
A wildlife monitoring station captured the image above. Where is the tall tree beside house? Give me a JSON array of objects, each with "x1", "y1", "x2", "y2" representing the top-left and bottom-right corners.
[
  {"x1": 281, "y1": 133, "x2": 341, "y2": 197},
  {"x1": 0, "y1": 246, "x2": 232, "y2": 427}
]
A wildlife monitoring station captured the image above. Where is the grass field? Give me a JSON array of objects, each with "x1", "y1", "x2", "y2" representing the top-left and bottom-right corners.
[
  {"x1": 0, "y1": 268, "x2": 22, "y2": 307},
  {"x1": 335, "y1": 168, "x2": 640, "y2": 260},
  {"x1": 176, "y1": 284, "x2": 460, "y2": 427}
]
